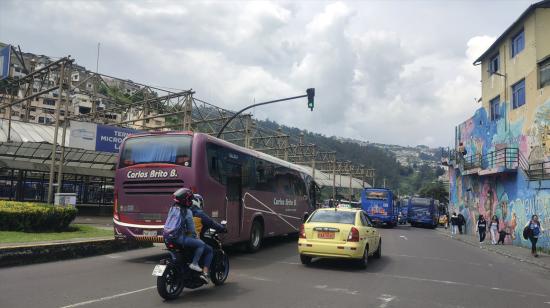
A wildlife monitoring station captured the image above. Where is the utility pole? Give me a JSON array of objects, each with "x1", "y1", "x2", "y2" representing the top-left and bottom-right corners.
[
  {"x1": 383, "y1": 178, "x2": 387, "y2": 188},
  {"x1": 47, "y1": 62, "x2": 66, "y2": 204},
  {"x1": 349, "y1": 172, "x2": 353, "y2": 202},
  {"x1": 57, "y1": 63, "x2": 72, "y2": 194}
]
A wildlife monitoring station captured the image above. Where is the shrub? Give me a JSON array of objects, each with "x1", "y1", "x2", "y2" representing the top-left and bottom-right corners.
[{"x1": 0, "y1": 201, "x2": 78, "y2": 232}]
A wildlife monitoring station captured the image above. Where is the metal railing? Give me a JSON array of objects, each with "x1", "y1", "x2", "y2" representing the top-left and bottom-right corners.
[
  {"x1": 527, "y1": 161, "x2": 550, "y2": 180},
  {"x1": 462, "y1": 153, "x2": 482, "y2": 170},
  {"x1": 480, "y1": 148, "x2": 518, "y2": 170}
]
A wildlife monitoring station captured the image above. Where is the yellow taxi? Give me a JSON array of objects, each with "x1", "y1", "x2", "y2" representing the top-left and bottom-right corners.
[{"x1": 298, "y1": 208, "x2": 381, "y2": 268}]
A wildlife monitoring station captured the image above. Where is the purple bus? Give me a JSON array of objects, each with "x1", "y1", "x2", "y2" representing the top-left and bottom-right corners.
[{"x1": 113, "y1": 131, "x2": 316, "y2": 251}]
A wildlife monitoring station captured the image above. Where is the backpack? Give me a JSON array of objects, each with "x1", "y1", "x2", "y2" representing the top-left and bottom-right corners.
[
  {"x1": 522, "y1": 225, "x2": 532, "y2": 240},
  {"x1": 163, "y1": 205, "x2": 185, "y2": 240}
]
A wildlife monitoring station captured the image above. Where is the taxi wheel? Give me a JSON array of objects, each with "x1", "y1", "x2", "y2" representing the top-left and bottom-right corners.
[
  {"x1": 300, "y1": 254, "x2": 312, "y2": 265},
  {"x1": 358, "y1": 245, "x2": 369, "y2": 269},
  {"x1": 374, "y1": 239, "x2": 382, "y2": 259}
]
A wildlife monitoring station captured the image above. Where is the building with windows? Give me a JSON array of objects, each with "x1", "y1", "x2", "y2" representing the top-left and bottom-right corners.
[
  {"x1": 446, "y1": 0, "x2": 550, "y2": 250},
  {"x1": 0, "y1": 42, "x2": 166, "y2": 130}
]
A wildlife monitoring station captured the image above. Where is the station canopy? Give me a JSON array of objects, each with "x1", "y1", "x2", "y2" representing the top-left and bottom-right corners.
[
  {"x1": 0, "y1": 120, "x2": 369, "y2": 188},
  {"x1": 0, "y1": 119, "x2": 69, "y2": 145},
  {"x1": 297, "y1": 165, "x2": 369, "y2": 189}
]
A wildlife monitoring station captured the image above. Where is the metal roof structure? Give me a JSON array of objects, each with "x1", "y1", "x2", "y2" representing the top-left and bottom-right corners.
[
  {"x1": 298, "y1": 165, "x2": 369, "y2": 190},
  {"x1": 0, "y1": 121, "x2": 368, "y2": 188},
  {"x1": 0, "y1": 141, "x2": 115, "y2": 178},
  {"x1": 0, "y1": 119, "x2": 68, "y2": 145}
]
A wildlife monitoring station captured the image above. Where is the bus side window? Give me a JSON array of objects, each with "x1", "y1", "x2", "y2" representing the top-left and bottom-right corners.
[{"x1": 207, "y1": 143, "x2": 222, "y2": 183}]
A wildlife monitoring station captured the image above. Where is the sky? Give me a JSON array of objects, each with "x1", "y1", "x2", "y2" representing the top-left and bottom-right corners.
[{"x1": 0, "y1": 0, "x2": 537, "y2": 147}]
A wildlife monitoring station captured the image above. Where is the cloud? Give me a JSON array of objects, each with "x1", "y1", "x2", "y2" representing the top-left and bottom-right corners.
[{"x1": 0, "y1": 0, "x2": 510, "y2": 147}]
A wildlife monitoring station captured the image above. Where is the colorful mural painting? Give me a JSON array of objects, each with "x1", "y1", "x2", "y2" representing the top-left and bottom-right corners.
[{"x1": 449, "y1": 99, "x2": 550, "y2": 251}]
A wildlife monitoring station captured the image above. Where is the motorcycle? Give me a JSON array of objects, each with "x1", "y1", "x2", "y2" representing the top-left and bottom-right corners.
[{"x1": 152, "y1": 221, "x2": 229, "y2": 300}]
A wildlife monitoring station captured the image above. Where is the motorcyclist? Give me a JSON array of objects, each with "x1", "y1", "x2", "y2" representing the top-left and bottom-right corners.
[
  {"x1": 166, "y1": 188, "x2": 209, "y2": 283},
  {"x1": 190, "y1": 193, "x2": 226, "y2": 281}
]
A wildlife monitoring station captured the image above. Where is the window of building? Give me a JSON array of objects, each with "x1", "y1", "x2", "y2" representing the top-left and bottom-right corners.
[
  {"x1": 490, "y1": 96, "x2": 500, "y2": 121},
  {"x1": 512, "y1": 79, "x2": 526, "y2": 109},
  {"x1": 540, "y1": 58, "x2": 550, "y2": 88},
  {"x1": 489, "y1": 53, "x2": 499, "y2": 75},
  {"x1": 511, "y1": 30, "x2": 524, "y2": 58},
  {"x1": 43, "y1": 99, "x2": 56, "y2": 106},
  {"x1": 38, "y1": 117, "x2": 51, "y2": 124}
]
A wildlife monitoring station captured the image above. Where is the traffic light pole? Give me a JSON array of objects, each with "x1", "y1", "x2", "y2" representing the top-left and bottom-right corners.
[{"x1": 216, "y1": 89, "x2": 314, "y2": 138}]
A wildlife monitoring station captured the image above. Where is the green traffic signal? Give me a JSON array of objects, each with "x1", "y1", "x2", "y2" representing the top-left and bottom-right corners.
[{"x1": 306, "y1": 88, "x2": 315, "y2": 111}]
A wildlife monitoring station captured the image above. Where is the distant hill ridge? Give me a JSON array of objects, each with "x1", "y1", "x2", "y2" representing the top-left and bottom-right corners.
[{"x1": 257, "y1": 119, "x2": 444, "y2": 195}]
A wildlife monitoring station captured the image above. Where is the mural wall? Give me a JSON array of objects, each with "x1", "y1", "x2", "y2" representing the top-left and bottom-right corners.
[{"x1": 449, "y1": 99, "x2": 550, "y2": 250}]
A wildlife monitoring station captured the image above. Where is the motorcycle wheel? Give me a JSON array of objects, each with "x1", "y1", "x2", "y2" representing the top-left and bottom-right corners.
[
  {"x1": 211, "y1": 252, "x2": 230, "y2": 286},
  {"x1": 157, "y1": 264, "x2": 184, "y2": 300}
]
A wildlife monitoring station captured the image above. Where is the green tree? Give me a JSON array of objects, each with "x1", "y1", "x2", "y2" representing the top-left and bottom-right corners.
[{"x1": 418, "y1": 181, "x2": 449, "y2": 204}]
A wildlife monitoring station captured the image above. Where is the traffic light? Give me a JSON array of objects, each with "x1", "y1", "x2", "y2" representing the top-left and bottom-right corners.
[{"x1": 306, "y1": 88, "x2": 315, "y2": 111}]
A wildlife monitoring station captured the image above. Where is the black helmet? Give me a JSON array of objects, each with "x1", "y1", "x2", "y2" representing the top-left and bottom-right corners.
[{"x1": 173, "y1": 188, "x2": 194, "y2": 207}]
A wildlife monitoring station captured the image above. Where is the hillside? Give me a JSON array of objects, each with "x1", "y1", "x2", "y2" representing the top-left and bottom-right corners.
[{"x1": 258, "y1": 119, "x2": 445, "y2": 196}]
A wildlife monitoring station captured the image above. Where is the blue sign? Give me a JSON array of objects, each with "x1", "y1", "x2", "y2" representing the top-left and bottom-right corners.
[
  {"x1": 0, "y1": 45, "x2": 11, "y2": 80},
  {"x1": 95, "y1": 124, "x2": 140, "y2": 153}
]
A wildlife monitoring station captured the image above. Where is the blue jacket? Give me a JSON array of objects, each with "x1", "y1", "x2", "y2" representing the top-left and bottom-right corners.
[{"x1": 174, "y1": 204, "x2": 196, "y2": 238}]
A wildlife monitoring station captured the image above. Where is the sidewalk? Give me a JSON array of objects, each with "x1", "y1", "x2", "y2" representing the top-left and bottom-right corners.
[{"x1": 435, "y1": 228, "x2": 550, "y2": 271}]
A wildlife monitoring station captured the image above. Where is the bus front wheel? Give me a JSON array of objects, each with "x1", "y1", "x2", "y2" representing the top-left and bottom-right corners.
[{"x1": 246, "y1": 220, "x2": 263, "y2": 253}]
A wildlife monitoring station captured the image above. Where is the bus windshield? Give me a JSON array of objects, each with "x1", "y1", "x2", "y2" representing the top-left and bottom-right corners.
[
  {"x1": 119, "y1": 135, "x2": 192, "y2": 168},
  {"x1": 410, "y1": 197, "x2": 431, "y2": 207},
  {"x1": 366, "y1": 191, "x2": 388, "y2": 200}
]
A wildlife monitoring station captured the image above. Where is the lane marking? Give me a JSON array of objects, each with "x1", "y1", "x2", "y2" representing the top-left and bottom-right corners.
[
  {"x1": 314, "y1": 285, "x2": 359, "y2": 295},
  {"x1": 399, "y1": 235, "x2": 408, "y2": 240},
  {"x1": 277, "y1": 261, "x2": 301, "y2": 265},
  {"x1": 372, "y1": 273, "x2": 550, "y2": 298},
  {"x1": 235, "y1": 273, "x2": 274, "y2": 282},
  {"x1": 105, "y1": 254, "x2": 121, "y2": 259},
  {"x1": 378, "y1": 294, "x2": 396, "y2": 308},
  {"x1": 59, "y1": 286, "x2": 156, "y2": 308}
]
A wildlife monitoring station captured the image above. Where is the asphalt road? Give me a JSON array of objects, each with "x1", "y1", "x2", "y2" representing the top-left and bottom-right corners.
[{"x1": 1, "y1": 226, "x2": 549, "y2": 308}]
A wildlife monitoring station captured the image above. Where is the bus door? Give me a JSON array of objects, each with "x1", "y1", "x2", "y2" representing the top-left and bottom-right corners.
[{"x1": 225, "y1": 162, "x2": 243, "y2": 239}]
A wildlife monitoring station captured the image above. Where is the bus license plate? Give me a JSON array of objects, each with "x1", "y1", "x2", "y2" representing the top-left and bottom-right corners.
[
  {"x1": 318, "y1": 231, "x2": 335, "y2": 239},
  {"x1": 143, "y1": 230, "x2": 157, "y2": 236},
  {"x1": 152, "y1": 265, "x2": 166, "y2": 276}
]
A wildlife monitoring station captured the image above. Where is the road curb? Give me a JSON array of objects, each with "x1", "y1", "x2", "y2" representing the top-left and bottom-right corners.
[
  {"x1": 435, "y1": 229, "x2": 550, "y2": 271},
  {"x1": 0, "y1": 239, "x2": 153, "y2": 268}
]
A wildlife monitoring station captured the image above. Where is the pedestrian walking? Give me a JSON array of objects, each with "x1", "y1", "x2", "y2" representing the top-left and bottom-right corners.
[
  {"x1": 490, "y1": 215, "x2": 499, "y2": 245},
  {"x1": 476, "y1": 215, "x2": 487, "y2": 247},
  {"x1": 525, "y1": 215, "x2": 545, "y2": 257},
  {"x1": 457, "y1": 213, "x2": 466, "y2": 234},
  {"x1": 450, "y1": 212, "x2": 458, "y2": 237}
]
